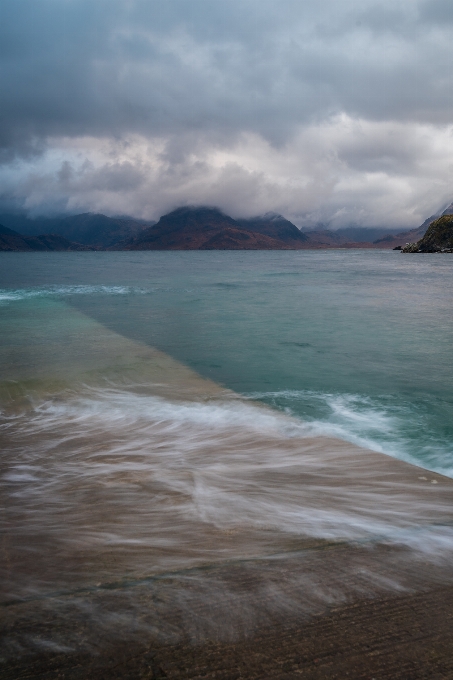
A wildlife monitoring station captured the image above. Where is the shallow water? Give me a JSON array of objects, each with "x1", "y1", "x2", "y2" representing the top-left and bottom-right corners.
[
  {"x1": 1, "y1": 251, "x2": 453, "y2": 654},
  {"x1": 1, "y1": 250, "x2": 452, "y2": 472}
]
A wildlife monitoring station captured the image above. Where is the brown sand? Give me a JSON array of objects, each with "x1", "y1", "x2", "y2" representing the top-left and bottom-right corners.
[
  {"x1": 3, "y1": 537, "x2": 453, "y2": 679},
  {"x1": 2, "y1": 306, "x2": 453, "y2": 678}
]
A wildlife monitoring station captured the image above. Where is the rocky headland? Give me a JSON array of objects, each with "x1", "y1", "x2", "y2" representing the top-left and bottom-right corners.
[{"x1": 402, "y1": 214, "x2": 453, "y2": 253}]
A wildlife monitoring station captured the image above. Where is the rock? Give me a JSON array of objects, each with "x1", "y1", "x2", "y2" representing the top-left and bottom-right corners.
[{"x1": 401, "y1": 215, "x2": 453, "y2": 253}]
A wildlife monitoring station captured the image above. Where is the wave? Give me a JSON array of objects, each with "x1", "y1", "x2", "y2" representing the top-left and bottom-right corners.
[
  {"x1": 0, "y1": 284, "x2": 150, "y2": 302},
  {"x1": 2, "y1": 386, "x2": 453, "y2": 573},
  {"x1": 246, "y1": 389, "x2": 453, "y2": 478}
]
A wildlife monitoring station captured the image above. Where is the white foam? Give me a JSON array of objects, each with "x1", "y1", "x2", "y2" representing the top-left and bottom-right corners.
[
  {"x1": 246, "y1": 389, "x2": 453, "y2": 478},
  {"x1": 0, "y1": 284, "x2": 149, "y2": 303},
  {"x1": 2, "y1": 387, "x2": 453, "y2": 559}
]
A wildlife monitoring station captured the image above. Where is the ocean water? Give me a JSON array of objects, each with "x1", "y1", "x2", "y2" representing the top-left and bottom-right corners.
[
  {"x1": 1, "y1": 250, "x2": 453, "y2": 653},
  {"x1": 2, "y1": 250, "x2": 452, "y2": 471}
]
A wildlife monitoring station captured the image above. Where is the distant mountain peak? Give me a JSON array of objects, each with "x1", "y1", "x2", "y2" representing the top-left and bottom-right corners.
[
  {"x1": 118, "y1": 205, "x2": 308, "y2": 250},
  {"x1": 0, "y1": 211, "x2": 150, "y2": 247}
]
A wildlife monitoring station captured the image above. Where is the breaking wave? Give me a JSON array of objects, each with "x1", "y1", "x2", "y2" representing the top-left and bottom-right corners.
[
  {"x1": 2, "y1": 384, "x2": 453, "y2": 598},
  {"x1": 0, "y1": 285, "x2": 150, "y2": 302},
  {"x1": 246, "y1": 389, "x2": 453, "y2": 478}
]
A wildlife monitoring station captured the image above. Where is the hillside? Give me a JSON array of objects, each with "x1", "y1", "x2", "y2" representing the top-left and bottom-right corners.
[
  {"x1": 236, "y1": 213, "x2": 308, "y2": 245},
  {"x1": 119, "y1": 207, "x2": 307, "y2": 250},
  {"x1": 2, "y1": 201, "x2": 451, "y2": 251},
  {"x1": 0, "y1": 213, "x2": 152, "y2": 248},
  {"x1": 372, "y1": 225, "x2": 428, "y2": 249},
  {"x1": 372, "y1": 202, "x2": 453, "y2": 250},
  {"x1": 0, "y1": 224, "x2": 91, "y2": 251},
  {"x1": 402, "y1": 215, "x2": 453, "y2": 253}
]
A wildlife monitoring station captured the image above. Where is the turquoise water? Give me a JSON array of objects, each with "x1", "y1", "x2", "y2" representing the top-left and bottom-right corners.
[{"x1": 1, "y1": 250, "x2": 452, "y2": 476}]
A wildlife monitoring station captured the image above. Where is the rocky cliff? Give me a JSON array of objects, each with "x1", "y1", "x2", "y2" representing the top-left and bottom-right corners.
[{"x1": 401, "y1": 215, "x2": 453, "y2": 253}]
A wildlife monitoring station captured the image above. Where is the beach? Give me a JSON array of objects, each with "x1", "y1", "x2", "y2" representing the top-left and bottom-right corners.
[{"x1": 1, "y1": 251, "x2": 453, "y2": 677}]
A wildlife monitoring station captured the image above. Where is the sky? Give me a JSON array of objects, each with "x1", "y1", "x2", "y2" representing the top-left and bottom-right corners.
[{"x1": 0, "y1": 0, "x2": 452, "y2": 229}]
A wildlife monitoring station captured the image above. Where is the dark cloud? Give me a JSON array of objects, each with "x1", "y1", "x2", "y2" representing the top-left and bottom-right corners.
[
  {"x1": 419, "y1": 0, "x2": 453, "y2": 24},
  {"x1": 0, "y1": 0, "x2": 452, "y2": 224},
  {"x1": 2, "y1": 0, "x2": 452, "y2": 146}
]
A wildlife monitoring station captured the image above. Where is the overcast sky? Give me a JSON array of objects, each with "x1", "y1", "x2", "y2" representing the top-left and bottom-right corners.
[{"x1": 1, "y1": 0, "x2": 452, "y2": 228}]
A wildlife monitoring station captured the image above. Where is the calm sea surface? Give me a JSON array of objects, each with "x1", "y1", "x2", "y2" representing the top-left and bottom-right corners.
[{"x1": 1, "y1": 250, "x2": 453, "y2": 626}]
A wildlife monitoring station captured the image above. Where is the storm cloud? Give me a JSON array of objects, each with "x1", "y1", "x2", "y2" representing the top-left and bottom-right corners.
[{"x1": 1, "y1": 0, "x2": 452, "y2": 227}]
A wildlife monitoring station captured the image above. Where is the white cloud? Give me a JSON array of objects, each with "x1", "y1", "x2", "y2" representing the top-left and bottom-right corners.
[
  {"x1": 1, "y1": 0, "x2": 452, "y2": 225},
  {"x1": 2, "y1": 116, "x2": 451, "y2": 229}
]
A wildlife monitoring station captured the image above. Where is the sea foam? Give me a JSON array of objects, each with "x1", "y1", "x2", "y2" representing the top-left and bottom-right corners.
[{"x1": 2, "y1": 383, "x2": 453, "y2": 601}]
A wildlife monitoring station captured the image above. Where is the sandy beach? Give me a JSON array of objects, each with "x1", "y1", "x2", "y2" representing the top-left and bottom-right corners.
[{"x1": 2, "y1": 303, "x2": 453, "y2": 678}]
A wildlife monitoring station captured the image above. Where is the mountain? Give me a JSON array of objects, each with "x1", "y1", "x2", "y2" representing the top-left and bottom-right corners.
[
  {"x1": 0, "y1": 224, "x2": 92, "y2": 251},
  {"x1": 235, "y1": 213, "x2": 308, "y2": 245},
  {"x1": 373, "y1": 202, "x2": 453, "y2": 250},
  {"x1": 414, "y1": 202, "x2": 453, "y2": 234},
  {"x1": 372, "y1": 225, "x2": 428, "y2": 249},
  {"x1": 119, "y1": 206, "x2": 435, "y2": 251},
  {"x1": 0, "y1": 223, "x2": 20, "y2": 238},
  {"x1": 299, "y1": 229, "x2": 378, "y2": 248},
  {"x1": 304, "y1": 224, "x2": 434, "y2": 249},
  {"x1": 302, "y1": 230, "x2": 351, "y2": 247},
  {"x1": 0, "y1": 213, "x2": 152, "y2": 248},
  {"x1": 119, "y1": 207, "x2": 308, "y2": 250},
  {"x1": 299, "y1": 204, "x2": 453, "y2": 249},
  {"x1": 402, "y1": 214, "x2": 453, "y2": 253},
  {"x1": 3, "y1": 201, "x2": 451, "y2": 251}
]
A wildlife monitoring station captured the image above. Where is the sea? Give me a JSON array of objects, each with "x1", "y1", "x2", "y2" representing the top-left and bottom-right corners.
[{"x1": 1, "y1": 249, "x2": 453, "y2": 656}]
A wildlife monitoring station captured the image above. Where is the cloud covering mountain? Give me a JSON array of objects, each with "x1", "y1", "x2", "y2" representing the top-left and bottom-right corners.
[{"x1": 1, "y1": 0, "x2": 452, "y2": 228}]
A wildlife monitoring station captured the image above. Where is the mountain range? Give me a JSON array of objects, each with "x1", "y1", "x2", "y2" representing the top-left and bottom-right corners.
[
  {"x1": 0, "y1": 223, "x2": 91, "y2": 252},
  {"x1": 0, "y1": 213, "x2": 154, "y2": 248},
  {"x1": 116, "y1": 206, "x2": 450, "y2": 251},
  {"x1": 1, "y1": 203, "x2": 451, "y2": 252},
  {"x1": 118, "y1": 207, "x2": 309, "y2": 250}
]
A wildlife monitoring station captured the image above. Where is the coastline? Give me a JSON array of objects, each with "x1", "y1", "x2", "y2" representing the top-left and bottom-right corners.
[{"x1": 2, "y1": 302, "x2": 453, "y2": 678}]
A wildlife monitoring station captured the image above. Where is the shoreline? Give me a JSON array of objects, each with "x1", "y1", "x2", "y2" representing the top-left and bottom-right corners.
[{"x1": 2, "y1": 302, "x2": 453, "y2": 677}]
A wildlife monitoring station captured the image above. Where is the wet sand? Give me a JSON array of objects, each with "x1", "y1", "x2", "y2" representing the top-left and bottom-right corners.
[
  {"x1": 2, "y1": 302, "x2": 453, "y2": 678},
  {"x1": 3, "y1": 542, "x2": 453, "y2": 679},
  {"x1": 3, "y1": 442, "x2": 453, "y2": 678}
]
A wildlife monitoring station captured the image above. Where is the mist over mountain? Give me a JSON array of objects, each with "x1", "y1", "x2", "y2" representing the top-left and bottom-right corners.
[
  {"x1": 402, "y1": 209, "x2": 453, "y2": 253},
  {"x1": 1, "y1": 1, "x2": 452, "y2": 228},
  {"x1": 0, "y1": 223, "x2": 91, "y2": 251},
  {"x1": 118, "y1": 207, "x2": 306, "y2": 251},
  {"x1": 334, "y1": 227, "x2": 402, "y2": 243},
  {"x1": 2, "y1": 200, "x2": 450, "y2": 251},
  {"x1": 0, "y1": 213, "x2": 153, "y2": 248},
  {"x1": 117, "y1": 204, "x2": 442, "y2": 251},
  {"x1": 235, "y1": 213, "x2": 308, "y2": 245}
]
